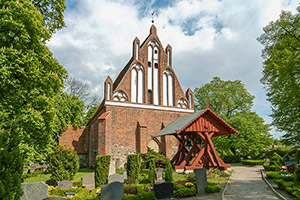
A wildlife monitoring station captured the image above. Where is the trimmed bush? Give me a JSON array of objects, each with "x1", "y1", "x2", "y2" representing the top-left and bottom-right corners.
[
  {"x1": 127, "y1": 154, "x2": 141, "y2": 184},
  {"x1": 95, "y1": 155, "x2": 110, "y2": 187},
  {"x1": 175, "y1": 187, "x2": 196, "y2": 198},
  {"x1": 295, "y1": 166, "x2": 300, "y2": 185},
  {"x1": 164, "y1": 158, "x2": 173, "y2": 181},
  {"x1": 266, "y1": 171, "x2": 294, "y2": 181},
  {"x1": 73, "y1": 180, "x2": 83, "y2": 187},
  {"x1": 223, "y1": 154, "x2": 241, "y2": 163},
  {"x1": 122, "y1": 191, "x2": 156, "y2": 200},
  {"x1": 242, "y1": 159, "x2": 264, "y2": 165},
  {"x1": 48, "y1": 145, "x2": 79, "y2": 181},
  {"x1": 263, "y1": 164, "x2": 281, "y2": 172},
  {"x1": 269, "y1": 152, "x2": 283, "y2": 167},
  {"x1": 206, "y1": 182, "x2": 222, "y2": 193},
  {"x1": 149, "y1": 160, "x2": 155, "y2": 185}
]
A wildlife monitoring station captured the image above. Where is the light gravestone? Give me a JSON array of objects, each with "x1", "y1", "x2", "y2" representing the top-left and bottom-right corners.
[
  {"x1": 82, "y1": 173, "x2": 95, "y2": 190},
  {"x1": 108, "y1": 173, "x2": 124, "y2": 183},
  {"x1": 109, "y1": 160, "x2": 116, "y2": 175},
  {"x1": 57, "y1": 181, "x2": 73, "y2": 189},
  {"x1": 154, "y1": 182, "x2": 174, "y2": 200},
  {"x1": 194, "y1": 168, "x2": 207, "y2": 195},
  {"x1": 122, "y1": 171, "x2": 127, "y2": 180},
  {"x1": 21, "y1": 182, "x2": 48, "y2": 200},
  {"x1": 154, "y1": 171, "x2": 164, "y2": 184},
  {"x1": 100, "y1": 182, "x2": 124, "y2": 200}
]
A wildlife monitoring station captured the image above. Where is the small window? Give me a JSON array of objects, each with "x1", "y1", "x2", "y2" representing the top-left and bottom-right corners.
[
  {"x1": 148, "y1": 62, "x2": 151, "y2": 68},
  {"x1": 154, "y1": 50, "x2": 158, "y2": 54},
  {"x1": 148, "y1": 90, "x2": 153, "y2": 104},
  {"x1": 154, "y1": 63, "x2": 158, "y2": 68}
]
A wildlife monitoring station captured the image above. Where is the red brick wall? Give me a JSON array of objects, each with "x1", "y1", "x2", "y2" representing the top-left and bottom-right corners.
[{"x1": 59, "y1": 125, "x2": 86, "y2": 154}]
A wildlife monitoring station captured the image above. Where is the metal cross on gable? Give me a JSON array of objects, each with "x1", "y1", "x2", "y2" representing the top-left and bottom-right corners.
[{"x1": 151, "y1": 11, "x2": 155, "y2": 24}]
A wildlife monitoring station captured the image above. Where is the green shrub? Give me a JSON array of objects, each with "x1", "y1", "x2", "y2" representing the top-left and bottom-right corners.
[
  {"x1": 175, "y1": 187, "x2": 196, "y2": 198},
  {"x1": 127, "y1": 154, "x2": 141, "y2": 184},
  {"x1": 223, "y1": 154, "x2": 241, "y2": 163},
  {"x1": 124, "y1": 185, "x2": 137, "y2": 194},
  {"x1": 266, "y1": 171, "x2": 294, "y2": 181},
  {"x1": 95, "y1": 155, "x2": 110, "y2": 187},
  {"x1": 242, "y1": 159, "x2": 264, "y2": 165},
  {"x1": 186, "y1": 173, "x2": 196, "y2": 182},
  {"x1": 295, "y1": 166, "x2": 300, "y2": 185},
  {"x1": 173, "y1": 182, "x2": 185, "y2": 190},
  {"x1": 0, "y1": 124, "x2": 23, "y2": 200},
  {"x1": 149, "y1": 160, "x2": 155, "y2": 185},
  {"x1": 205, "y1": 182, "x2": 222, "y2": 193},
  {"x1": 122, "y1": 191, "x2": 156, "y2": 200},
  {"x1": 73, "y1": 180, "x2": 83, "y2": 187},
  {"x1": 295, "y1": 149, "x2": 300, "y2": 163},
  {"x1": 164, "y1": 158, "x2": 173, "y2": 181},
  {"x1": 49, "y1": 187, "x2": 89, "y2": 196},
  {"x1": 269, "y1": 152, "x2": 283, "y2": 167},
  {"x1": 142, "y1": 148, "x2": 167, "y2": 168},
  {"x1": 22, "y1": 170, "x2": 43, "y2": 179},
  {"x1": 263, "y1": 164, "x2": 281, "y2": 172},
  {"x1": 48, "y1": 145, "x2": 79, "y2": 181}
]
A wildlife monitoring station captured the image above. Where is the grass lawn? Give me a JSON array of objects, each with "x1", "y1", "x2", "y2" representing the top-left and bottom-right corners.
[{"x1": 24, "y1": 168, "x2": 94, "y2": 183}]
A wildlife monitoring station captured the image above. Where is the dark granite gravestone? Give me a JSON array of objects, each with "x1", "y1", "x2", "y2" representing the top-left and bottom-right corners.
[
  {"x1": 154, "y1": 182, "x2": 174, "y2": 199},
  {"x1": 194, "y1": 168, "x2": 207, "y2": 195},
  {"x1": 57, "y1": 181, "x2": 73, "y2": 189},
  {"x1": 82, "y1": 173, "x2": 95, "y2": 190},
  {"x1": 43, "y1": 197, "x2": 69, "y2": 200},
  {"x1": 100, "y1": 182, "x2": 124, "y2": 200},
  {"x1": 108, "y1": 173, "x2": 124, "y2": 183},
  {"x1": 287, "y1": 164, "x2": 296, "y2": 173},
  {"x1": 46, "y1": 179, "x2": 58, "y2": 187},
  {"x1": 21, "y1": 182, "x2": 48, "y2": 200}
]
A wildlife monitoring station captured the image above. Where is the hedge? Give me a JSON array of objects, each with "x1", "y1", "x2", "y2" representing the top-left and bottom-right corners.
[
  {"x1": 263, "y1": 164, "x2": 281, "y2": 172},
  {"x1": 266, "y1": 171, "x2": 294, "y2": 181},
  {"x1": 122, "y1": 191, "x2": 156, "y2": 200},
  {"x1": 95, "y1": 155, "x2": 111, "y2": 187},
  {"x1": 242, "y1": 159, "x2": 264, "y2": 165},
  {"x1": 127, "y1": 154, "x2": 141, "y2": 184},
  {"x1": 223, "y1": 154, "x2": 241, "y2": 163},
  {"x1": 164, "y1": 158, "x2": 173, "y2": 181}
]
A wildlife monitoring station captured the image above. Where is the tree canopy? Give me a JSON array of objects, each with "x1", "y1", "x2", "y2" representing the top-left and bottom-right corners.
[
  {"x1": 194, "y1": 77, "x2": 273, "y2": 156},
  {"x1": 258, "y1": 6, "x2": 300, "y2": 145}
]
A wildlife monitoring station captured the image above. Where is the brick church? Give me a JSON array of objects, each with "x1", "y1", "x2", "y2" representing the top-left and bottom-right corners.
[{"x1": 59, "y1": 25, "x2": 195, "y2": 168}]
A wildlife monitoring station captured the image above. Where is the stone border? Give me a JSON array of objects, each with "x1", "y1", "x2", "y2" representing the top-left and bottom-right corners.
[
  {"x1": 221, "y1": 170, "x2": 233, "y2": 200},
  {"x1": 260, "y1": 169, "x2": 286, "y2": 200}
]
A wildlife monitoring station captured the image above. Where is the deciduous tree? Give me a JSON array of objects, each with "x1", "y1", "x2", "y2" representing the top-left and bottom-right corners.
[
  {"x1": 194, "y1": 77, "x2": 272, "y2": 156},
  {"x1": 257, "y1": 6, "x2": 300, "y2": 145}
]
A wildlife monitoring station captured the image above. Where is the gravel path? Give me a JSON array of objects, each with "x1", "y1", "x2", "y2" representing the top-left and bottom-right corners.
[
  {"x1": 223, "y1": 165, "x2": 278, "y2": 200},
  {"x1": 182, "y1": 165, "x2": 279, "y2": 200}
]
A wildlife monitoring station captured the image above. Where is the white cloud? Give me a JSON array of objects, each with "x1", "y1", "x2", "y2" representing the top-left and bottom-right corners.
[{"x1": 48, "y1": 0, "x2": 299, "y2": 138}]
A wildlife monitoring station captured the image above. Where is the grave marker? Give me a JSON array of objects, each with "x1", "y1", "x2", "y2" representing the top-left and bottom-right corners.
[
  {"x1": 57, "y1": 181, "x2": 73, "y2": 189},
  {"x1": 21, "y1": 182, "x2": 48, "y2": 200},
  {"x1": 108, "y1": 173, "x2": 124, "y2": 183},
  {"x1": 154, "y1": 182, "x2": 174, "y2": 199},
  {"x1": 194, "y1": 168, "x2": 207, "y2": 195},
  {"x1": 82, "y1": 173, "x2": 95, "y2": 190},
  {"x1": 100, "y1": 182, "x2": 124, "y2": 200}
]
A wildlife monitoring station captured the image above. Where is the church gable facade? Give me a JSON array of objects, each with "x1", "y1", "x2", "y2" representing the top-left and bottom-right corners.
[{"x1": 60, "y1": 25, "x2": 194, "y2": 168}]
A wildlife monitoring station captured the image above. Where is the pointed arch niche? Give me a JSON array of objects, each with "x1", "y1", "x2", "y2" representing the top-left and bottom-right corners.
[
  {"x1": 131, "y1": 64, "x2": 144, "y2": 103},
  {"x1": 162, "y1": 69, "x2": 174, "y2": 106}
]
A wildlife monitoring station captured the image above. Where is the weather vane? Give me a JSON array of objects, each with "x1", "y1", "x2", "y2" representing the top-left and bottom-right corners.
[{"x1": 151, "y1": 11, "x2": 155, "y2": 24}]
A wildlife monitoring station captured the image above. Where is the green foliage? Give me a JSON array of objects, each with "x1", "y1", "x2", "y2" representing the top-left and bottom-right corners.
[
  {"x1": 0, "y1": 0, "x2": 67, "y2": 165},
  {"x1": 194, "y1": 77, "x2": 272, "y2": 156},
  {"x1": 73, "y1": 180, "x2": 83, "y2": 188},
  {"x1": 258, "y1": 6, "x2": 300, "y2": 145},
  {"x1": 263, "y1": 164, "x2": 281, "y2": 172},
  {"x1": 122, "y1": 191, "x2": 156, "y2": 200},
  {"x1": 205, "y1": 182, "x2": 222, "y2": 193},
  {"x1": 148, "y1": 160, "x2": 156, "y2": 185},
  {"x1": 141, "y1": 148, "x2": 167, "y2": 168},
  {"x1": 242, "y1": 160, "x2": 264, "y2": 165},
  {"x1": 173, "y1": 182, "x2": 196, "y2": 198},
  {"x1": 164, "y1": 158, "x2": 173, "y2": 182},
  {"x1": 295, "y1": 167, "x2": 300, "y2": 185},
  {"x1": 0, "y1": 121, "x2": 23, "y2": 200},
  {"x1": 48, "y1": 187, "x2": 101, "y2": 200},
  {"x1": 95, "y1": 155, "x2": 110, "y2": 187},
  {"x1": 48, "y1": 145, "x2": 79, "y2": 181},
  {"x1": 266, "y1": 171, "x2": 294, "y2": 181},
  {"x1": 262, "y1": 147, "x2": 296, "y2": 157},
  {"x1": 295, "y1": 149, "x2": 300, "y2": 163},
  {"x1": 223, "y1": 154, "x2": 241, "y2": 163},
  {"x1": 127, "y1": 154, "x2": 141, "y2": 184},
  {"x1": 269, "y1": 152, "x2": 284, "y2": 167}
]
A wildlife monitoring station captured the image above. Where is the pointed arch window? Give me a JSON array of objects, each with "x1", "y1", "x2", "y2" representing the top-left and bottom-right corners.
[
  {"x1": 162, "y1": 69, "x2": 174, "y2": 107},
  {"x1": 131, "y1": 64, "x2": 144, "y2": 103},
  {"x1": 131, "y1": 68, "x2": 137, "y2": 103}
]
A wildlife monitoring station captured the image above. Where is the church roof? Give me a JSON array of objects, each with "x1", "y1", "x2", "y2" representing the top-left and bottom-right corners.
[
  {"x1": 154, "y1": 106, "x2": 239, "y2": 137},
  {"x1": 113, "y1": 57, "x2": 133, "y2": 91}
]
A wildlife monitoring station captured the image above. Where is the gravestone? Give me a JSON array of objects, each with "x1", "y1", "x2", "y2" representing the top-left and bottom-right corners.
[
  {"x1": 108, "y1": 173, "x2": 124, "y2": 183},
  {"x1": 58, "y1": 181, "x2": 73, "y2": 189},
  {"x1": 100, "y1": 182, "x2": 124, "y2": 200},
  {"x1": 43, "y1": 197, "x2": 69, "y2": 200},
  {"x1": 82, "y1": 173, "x2": 95, "y2": 191},
  {"x1": 21, "y1": 182, "x2": 48, "y2": 200},
  {"x1": 154, "y1": 171, "x2": 164, "y2": 184},
  {"x1": 154, "y1": 182, "x2": 174, "y2": 199},
  {"x1": 46, "y1": 179, "x2": 58, "y2": 187},
  {"x1": 194, "y1": 168, "x2": 207, "y2": 195},
  {"x1": 287, "y1": 164, "x2": 296, "y2": 173},
  {"x1": 264, "y1": 158, "x2": 270, "y2": 165},
  {"x1": 109, "y1": 160, "x2": 116, "y2": 175},
  {"x1": 122, "y1": 171, "x2": 127, "y2": 180}
]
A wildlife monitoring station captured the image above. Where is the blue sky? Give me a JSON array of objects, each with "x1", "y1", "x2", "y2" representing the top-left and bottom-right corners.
[{"x1": 48, "y1": 0, "x2": 299, "y2": 139}]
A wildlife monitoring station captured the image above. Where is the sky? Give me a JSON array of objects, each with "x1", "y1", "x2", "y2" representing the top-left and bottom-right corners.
[{"x1": 47, "y1": 0, "x2": 299, "y2": 139}]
